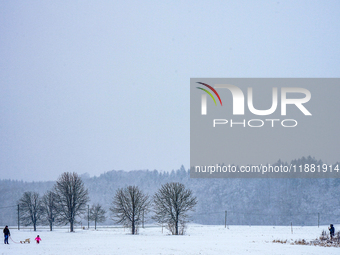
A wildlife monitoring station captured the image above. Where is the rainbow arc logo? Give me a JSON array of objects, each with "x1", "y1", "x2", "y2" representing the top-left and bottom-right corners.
[
  {"x1": 196, "y1": 82, "x2": 222, "y2": 115},
  {"x1": 196, "y1": 82, "x2": 222, "y2": 106}
]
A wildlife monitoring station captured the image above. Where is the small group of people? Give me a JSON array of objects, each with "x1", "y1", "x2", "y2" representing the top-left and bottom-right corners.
[{"x1": 3, "y1": 226, "x2": 41, "y2": 244}]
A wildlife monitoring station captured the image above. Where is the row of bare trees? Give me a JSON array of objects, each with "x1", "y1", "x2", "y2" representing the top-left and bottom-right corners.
[
  {"x1": 19, "y1": 172, "x2": 197, "y2": 235},
  {"x1": 19, "y1": 172, "x2": 91, "y2": 232},
  {"x1": 111, "y1": 183, "x2": 197, "y2": 235}
]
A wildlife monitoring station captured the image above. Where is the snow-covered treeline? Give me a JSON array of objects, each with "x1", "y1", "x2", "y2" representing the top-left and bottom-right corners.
[{"x1": 1, "y1": 156, "x2": 340, "y2": 226}]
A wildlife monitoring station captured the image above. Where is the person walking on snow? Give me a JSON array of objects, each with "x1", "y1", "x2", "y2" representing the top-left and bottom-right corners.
[
  {"x1": 3, "y1": 226, "x2": 10, "y2": 244},
  {"x1": 329, "y1": 224, "x2": 335, "y2": 240},
  {"x1": 35, "y1": 235, "x2": 41, "y2": 244}
]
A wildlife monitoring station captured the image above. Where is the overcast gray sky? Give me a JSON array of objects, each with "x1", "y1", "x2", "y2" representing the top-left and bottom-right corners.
[{"x1": 1, "y1": 1, "x2": 339, "y2": 181}]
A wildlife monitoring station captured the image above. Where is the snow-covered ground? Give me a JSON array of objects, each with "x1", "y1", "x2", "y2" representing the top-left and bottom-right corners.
[{"x1": 1, "y1": 224, "x2": 338, "y2": 255}]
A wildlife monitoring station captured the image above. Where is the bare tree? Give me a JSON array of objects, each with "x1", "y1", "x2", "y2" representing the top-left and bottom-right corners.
[
  {"x1": 153, "y1": 182, "x2": 197, "y2": 235},
  {"x1": 19, "y1": 191, "x2": 42, "y2": 231},
  {"x1": 89, "y1": 203, "x2": 106, "y2": 229},
  {"x1": 110, "y1": 186, "x2": 150, "y2": 234},
  {"x1": 41, "y1": 190, "x2": 57, "y2": 231},
  {"x1": 54, "y1": 172, "x2": 89, "y2": 232}
]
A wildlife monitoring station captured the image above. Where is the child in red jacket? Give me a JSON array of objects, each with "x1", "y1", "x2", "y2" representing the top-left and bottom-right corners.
[{"x1": 35, "y1": 235, "x2": 41, "y2": 244}]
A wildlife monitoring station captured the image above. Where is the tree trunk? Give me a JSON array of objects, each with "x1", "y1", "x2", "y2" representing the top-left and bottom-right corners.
[
  {"x1": 95, "y1": 220, "x2": 97, "y2": 230},
  {"x1": 175, "y1": 220, "x2": 178, "y2": 235},
  {"x1": 175, "y1": 212, "x2": 179, "y2": 235},
  {"x1": 132, "y1": 219, "x2": 135, "y2": 235},
  {"x1": 70, "y1": 220, "x2": 74, "y2": 232},
  {"x1": 50, "y1": 212, "x2": 53, "y2": 231},
  {"x1": 34, "y1": 222, "x2": 37, "y2": 231},
  {"x1": 132, "y1": 202, "x2": 135, "y2": 235}
]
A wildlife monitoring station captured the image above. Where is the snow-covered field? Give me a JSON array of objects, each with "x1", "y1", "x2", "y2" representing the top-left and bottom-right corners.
[{"x1": 1, "y1": 224, "x2": 338, "y2": 255}]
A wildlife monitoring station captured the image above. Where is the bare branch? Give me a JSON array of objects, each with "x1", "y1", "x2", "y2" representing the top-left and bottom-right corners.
[
  {"x1": 53, "y1": 172, "x2": 89, "y2": 232},
  {"x1": 89, "y1": 203, "x2": 106, "y2": 229},
  {"x1": 41, "y1": 190, "x2": 57, "y2": 231},
  {"x1": 110, "y1": 186, "x2": 150, "y2": 234},
  {"x1": 19, "y1": 191, "x2": 42, "y2": 231},
  {"x1": 153, "y1": 182, "x2": 197, "y2": 235}
]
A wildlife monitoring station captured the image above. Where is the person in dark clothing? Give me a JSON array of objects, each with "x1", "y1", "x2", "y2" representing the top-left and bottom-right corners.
[
  {"x1": 329, "y1": 224, "x2": 335, "y2": 240},
  {"x1": 3, "y1": 226, "x2": 10, "y2": 244}
]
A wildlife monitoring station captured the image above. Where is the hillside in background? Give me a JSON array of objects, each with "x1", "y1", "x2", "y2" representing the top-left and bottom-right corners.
[{"x1": 1, "y1": 157, "x2": 340, "y2": 227}]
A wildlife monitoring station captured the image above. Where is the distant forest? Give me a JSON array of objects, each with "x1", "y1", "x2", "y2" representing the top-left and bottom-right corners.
[{"x1": 1, "y1": 156, "x2": 340, "y2": 227}]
